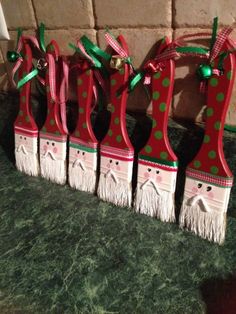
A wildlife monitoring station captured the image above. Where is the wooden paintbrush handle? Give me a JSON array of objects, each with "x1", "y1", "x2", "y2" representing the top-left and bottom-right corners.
[
  {"x1": 14, "y1": 40, "x2": 37, "y2": 131},
  {"x1": 139, "y1": 37, "x2": 177, "y2": 164},
  {"x1": 72, "y1": 60, "x2": 97, "y2": 143},
  {"x1": 41, "y1": 41, "x2": 66, "y2": 136},
  {"x1": 189, "y1": 39, "x2": 236, "y2": 178}
]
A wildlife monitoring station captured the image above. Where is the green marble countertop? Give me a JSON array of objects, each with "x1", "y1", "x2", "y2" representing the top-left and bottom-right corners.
[{"x1": 1, "y1": 93, "x2": 236, "y2": 313}]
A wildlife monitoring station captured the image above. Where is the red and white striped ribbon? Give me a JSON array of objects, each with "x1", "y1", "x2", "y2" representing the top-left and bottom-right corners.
[
  {"x1": 76, "y1": 40, "x2": 107, "y2": 104},
  {"x1": 11, "y1": 35, "x2": 41, "y2": 87},
  {"x1": 105, "y1": 32, "x2": 129, "y2": 58},
  {"x1": 210, "y1": 27, "x2": 233, "y2": 62}
]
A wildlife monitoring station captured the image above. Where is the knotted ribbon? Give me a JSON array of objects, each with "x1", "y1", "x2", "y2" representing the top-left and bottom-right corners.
[
  {"x1": 7, "y1": 28, "x2": 41, "y2": 89},
  {"x1": 104, "y1": 31, "x2": 134, "y2": 73},
  {"x1": 129, "y1": 39, "x2": 180, "y2": 91},
  {"x1": 69, "y1": 37, "x2": 109, "y2": 110},
  {"x1": 176, "y1": 17, "x2": 233, "y2": 92}
]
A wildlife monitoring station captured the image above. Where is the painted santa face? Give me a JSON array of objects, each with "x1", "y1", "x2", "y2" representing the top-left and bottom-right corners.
[
  {"x1": 40, "y1": 138, "x2": 67, "y2": 161},
  {"x1": 184, "y1": 177, "x2": 231, "y2": 213},
  {"x1": 137, "y1": 163, "x2": 176, "y2": 193},
  {"x1": 69, "y1": 146, "x2": 97, "y2": 171},
  {"x1": 100, "y1": 156, "x2": 133, "y2": 182},
  {"x1": 15, "y1": 133, "x2": 37, "y2": 154}
]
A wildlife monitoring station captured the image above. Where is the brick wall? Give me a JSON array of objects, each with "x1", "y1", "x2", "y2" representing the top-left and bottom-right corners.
[{"x1": 1, "y1": 0, "x2": 236, "y2": 126}]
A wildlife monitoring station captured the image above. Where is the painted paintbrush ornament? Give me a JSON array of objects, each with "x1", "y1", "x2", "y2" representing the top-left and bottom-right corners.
[
  {"x1": 39, "y1": 40, "x2": 69, "y2": 185},
  {"x1": 179, "y1": 20, "x2": 236, "y2": 244},
  {"x1": 97, "y1": 33, "x2": 134, "y2": 207},
  {"x1": 68, "y1": 38, "x2": 109, "y2": 193},
  {"x1": 68, "y1": 59, "x2": 98, "y2": 193},
  {"x1": 133, "y1": 37, "x2": 179, "y2": 222},
  {"x1": 9, "y1": 35, "x2": 41, "y2": 176}
]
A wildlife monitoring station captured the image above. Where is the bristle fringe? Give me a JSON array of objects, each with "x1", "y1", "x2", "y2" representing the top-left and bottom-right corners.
[
  {"x1": 134, "y1": 183, "x2": 175, "y2": 222},
  {"x1": 68, "y1": 164, "x2": 97, "y2": 193},
  {"x1": 15, "y1": 151, "x2": 39, "y2": 176},
  {"x1": 97, "y1": 173, "x2": 132, "y2": 207},
  {"x1": 40, "y1": 156, "x2": 67, "y2": 185},
  {"x1": 179, "y1": 201, "x2": 226, "y2": 244}
]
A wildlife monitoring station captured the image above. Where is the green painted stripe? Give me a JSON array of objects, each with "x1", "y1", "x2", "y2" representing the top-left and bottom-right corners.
[
  {"x1": 139, "y1": 154, "x2": 178, "y2": 167},
  {"x1": 69, "y1": 142, "x2": 97, "y2": 153}
]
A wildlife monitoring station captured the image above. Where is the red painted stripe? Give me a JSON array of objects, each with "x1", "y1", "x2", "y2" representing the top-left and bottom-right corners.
[
  {"x1": 40, "y1": 132, "x2": 67, "y2": 142},
  {"x1": 15, "y1": 127, "x2": 38, "y2": 137},
  {"x1": 101, "y1": 151, "x2": 134, "y2": 161}
]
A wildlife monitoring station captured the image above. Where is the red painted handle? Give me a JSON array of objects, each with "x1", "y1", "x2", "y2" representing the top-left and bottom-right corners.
[
  {"x1": 139, "y1": 37, "x2": 177, "y2": 163},
  {"x1": 72, "y1": 60, "x2": 97, "y2": 143},
  {"x1": 189, "y1": 39, "x2": 236, "y2": 178},
  {"x1": 14, "y1": 40, "x2": 37, "y2": 131}
]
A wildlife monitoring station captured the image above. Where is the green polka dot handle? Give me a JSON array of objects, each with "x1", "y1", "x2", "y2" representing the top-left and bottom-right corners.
[
  {"x1": 101, "y1": 35, "x2": 133, "y2": 151},
  {"x1": 189, "y1": 39, "x2": 236, "y2": 178},
  {"x1": 14, "y1": 41, "x2": 38, "y2": 132},
  {"x1": 140, "y1": 37, "x2": 177, "y2": 164},
  {"x1": 70, "y1": 60, "x2": 98, "y2": 144},
  {"x1": 40, "y1": 40, "x2": 67, "y2": 136}
]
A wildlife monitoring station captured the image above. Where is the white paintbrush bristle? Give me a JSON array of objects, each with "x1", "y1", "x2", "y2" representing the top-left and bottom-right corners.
[
  {"x1": 97, "y1": 172, "x2": 132, "y2": 207},
  {"x1": 40, "y1": 138, "x2": 67, "y2": 185},
  {"x1": 134, "y1": 183, "x2": 175, "y2": 222},
  {"x1": 179, "y1": 200, "x2": 226, "y2": 244},
  {"x1": 40, "y1": 157, "x2": 67, "y2": 185},
  {"x1": 68, "y1": 164, "x2": 97, "y2": 193},
  {"x1": 179, "y1": 176, "x2": 232, "y2": 244},
  {"x1": 97, "y1": 149, "x2": 133, "y2": 207},
  {"x1": 14, "y1": 134, "x2": 39, "y2": 176},
  {"x1": 15, "y1": 150, "x2": 39, "y2": 176}
]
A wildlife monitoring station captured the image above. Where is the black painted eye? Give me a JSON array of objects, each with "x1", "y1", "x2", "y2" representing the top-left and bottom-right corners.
[
  {"x1": 82, "y1": 152, "x2": 85, "y2": 156},
  {"x1": 110, "y1": 159, "x2": 112, "y2": 163},
  {"x1": 156, "y1": 170, "x2": 160, "y2": 174},
  {"x1": 24, "y1": 137, "x2": 26, "y2": 140},
  {"x1": 207, "y1": 186, "x2": 212, "y2": 192},
  {"x1": 52, "y1": 142, "x2": 55, "y2": 146},
  {"x1": 20, "y1": 136, "x2": 22, "y2": 139},
  {"x1": 47, "y1": 141, "x2": 49, "y2": 145},
  {"x1": 148, "y1": 168, "x2": 151, "y2": 172},
  {"x1": 77, "y1": 150, "x2": 80, "y2": 154},
  {"x1": 116, "y1": 161, "x2": 119, "y2": 165},
  {"x1": 198, "y1": 183, "x2": 202, "y2": 189}
]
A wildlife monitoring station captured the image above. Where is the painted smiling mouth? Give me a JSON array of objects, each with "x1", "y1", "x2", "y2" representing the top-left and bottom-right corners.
[
  {"x1": 16, "y1": 144, "x2": 28, "y2": 155},
  {"x1": 105, "y1": 169, "x2": 118, "y2": 183},
  {"x1": 42, "y1": 150, "x2": 57, "y2": 161},
  {"x1": 188, "y1": 194, "x2": 211, "y2": 213},
  {"x1": 140, "y1": 179, "x2": 161, "y2": 196},
  {"x1": 72, "y1": 159, "x2": 86, "y2": 171}
]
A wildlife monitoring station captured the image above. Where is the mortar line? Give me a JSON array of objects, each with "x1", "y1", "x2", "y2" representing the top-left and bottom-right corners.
[{"x1": 30, "y1": 0, "x2": 39, "y2": 27}]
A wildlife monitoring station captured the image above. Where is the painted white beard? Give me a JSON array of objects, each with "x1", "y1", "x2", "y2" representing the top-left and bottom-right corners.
[
  {"x1": 40, "y1": 154, "x2": 66, "y2": 185},
  {"x1": 134, "y1": 181, "x2": 175, "y2": 222},
  {"x1": 179, "y1": 197, "x2": 226, "y2": 244},
  {"x1": 68, "y1": 161, "x2": 97, "y2": 193},
  {"x1": 97, "y1": 172, "x2": 132, "y2": 207},
  {"x1": 15, "y1": 149, "x2": 39, "y2": 177}
]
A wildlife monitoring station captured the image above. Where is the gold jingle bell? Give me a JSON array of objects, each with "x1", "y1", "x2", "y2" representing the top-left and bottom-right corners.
[{"x1": 110, "y1": 55, "x2": 124, "y2": 70}]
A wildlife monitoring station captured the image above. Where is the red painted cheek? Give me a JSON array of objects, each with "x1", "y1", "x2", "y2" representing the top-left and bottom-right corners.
[
  {"x1": 106, "y1": 163, "x2": 111, "y2": 169},
  {"x1": 144, "y1": 172, "x2": 150, "y2": 179},
  {"x1": 53, "y1": 147, "x2": 58, "y2": 154},
  {"x1": 116, "y1": 165, "x2": 121, "y2": 171},
  {"x1": 43, "y1": 144, "x2": 47, "y2": 151},
  {"x1": 192, "y1": 187, "x2": 198, "y2": 194},
  {"x1": 156, "y1": 176, "x2": 162, "y2": 183},
  {"x1": 207, "y1": 192, "x2": 214, "y2": 199}
]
